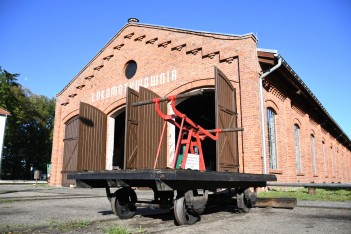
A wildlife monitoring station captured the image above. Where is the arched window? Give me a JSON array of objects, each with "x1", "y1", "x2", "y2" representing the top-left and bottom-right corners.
[
  {"x1": 331, "y1": 145, "x2": 334, "y2": 177},
  {"x1": 322, "y1": 141, "x2": 327, "y2": 176},
  {"x1": 310, "y1": 134, "x2": 316, "y2": 175},
  {"x1": 294, "y1": 124, "x2": 302, "y2": 173},
  {"x1": 267, "y1": 108, "x2": 278, "y2": 170}
]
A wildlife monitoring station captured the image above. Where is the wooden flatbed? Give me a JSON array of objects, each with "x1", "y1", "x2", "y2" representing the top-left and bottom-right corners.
[
  {"x1": 68, "y1": 169, "x2": 276, "y2": 225},
  {"x1": 68, "y1": 169, "x2": 276, "y2": 190}
]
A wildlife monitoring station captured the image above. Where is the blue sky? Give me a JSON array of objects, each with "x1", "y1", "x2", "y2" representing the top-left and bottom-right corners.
[{"x1": 0, "y1": 0, "x2": 350, "y2": 138}]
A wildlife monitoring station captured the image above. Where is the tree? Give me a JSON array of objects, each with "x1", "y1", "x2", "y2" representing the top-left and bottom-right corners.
[{"x1": 0, "y1": 67, "x2": 55, "y2": 179}]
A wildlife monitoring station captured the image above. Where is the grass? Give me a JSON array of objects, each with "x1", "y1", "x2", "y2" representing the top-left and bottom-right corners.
[
  {"x1": 104, "y1": 225, "x2": 146, "y2": 234},
  {"x1": 0, "y1": 220, "x2": 92, "y2": 233},
  {"x1": 34, "y1": 183, "x2": 49, "y2": 187},
  {"x1": 58, "y1": 220, "x2": 92, "y2": 231},
  {"x1": 0, "y1": 223, "x2": 40, "y2": 233},
  {"x1": 0, "y1": 199, "x2": 20, "y2": 204},
  {"x1": 258, "y1": 188, "x2": 351, "y2": 202},
  {"x1": 48, "y1": 220, "x2": 92, "y2": 231}
]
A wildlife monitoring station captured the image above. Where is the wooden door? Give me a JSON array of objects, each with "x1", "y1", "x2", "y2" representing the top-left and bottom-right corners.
[
  {"x1": 77, "y1": 102, "x2": 107, "y2": 171},
  {"x1": 62, "y1": 116, "x2": 79, "y2": 186},
  {"x1": 215, "y1": 67, "x2": 239, "y2": 172},
  {"x1": 138, "y1": 87, "x2": 167, "y2": 169},
  {"x1": 124, "y1": 88, "x2": 139, "y2": 169}
]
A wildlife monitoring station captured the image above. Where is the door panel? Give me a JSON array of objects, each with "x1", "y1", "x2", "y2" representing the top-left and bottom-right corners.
[
  {"x1": 62, "y1": 116, "x2": 79, "y2": 186},
  {"x1": 124, "y1": 88, "x2": 139, "y2": 169},
  {"x1": 77, "y1": 102, "x2": 107, "y2": 171},
  {"x1": 215, "y1": 67, "x2": 239, "y2": 172},
  {"x1": 138, "y1": 87, "x2": 167, "y2": 169}
]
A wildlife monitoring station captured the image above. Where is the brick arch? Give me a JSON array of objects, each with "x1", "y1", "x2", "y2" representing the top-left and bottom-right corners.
[
  {"x1": 265, "y1": 99, "x2": 279, "y2": 113},
  {"x1": 310, "y1": 129, "x2": 316, "y2": 137},
  {"x1": 321, "y1": 137, "x2": 326, "y2": 144},
  {"x1": 105, "y1": 98, "x2": 127, "y2": 116},
  {"x1": 166, "y1": 78, "x2": 215, "y2": 96},
  {"x1": 293, "y1": 118, "x2": 302, "y2": 128},
  {"x1": 63, "y1": 114, "x2": 79, "y2": 125},
  {"x1": 62, "y1": 109, "x2": 79, "y2": 124}
]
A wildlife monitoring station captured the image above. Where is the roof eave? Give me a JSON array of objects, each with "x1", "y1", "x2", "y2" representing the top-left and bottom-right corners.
[
  {"x1": 0, "y1": 108, "x2": 11, "y2": 116},
  {"x1": 259, "y1": 52, "x2": 351, "y2": 150}
]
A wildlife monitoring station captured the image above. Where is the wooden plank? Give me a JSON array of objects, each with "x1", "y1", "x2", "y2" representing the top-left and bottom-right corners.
[
  {"x1": 254, "y1": 198, "x2": 297, "y2": 209},
  {"x1": 258, "y1": 57, "x2": 275, "y2": 65},
  {"x1": 257, "y1": 51, "x2": 275, "y2": 58}
]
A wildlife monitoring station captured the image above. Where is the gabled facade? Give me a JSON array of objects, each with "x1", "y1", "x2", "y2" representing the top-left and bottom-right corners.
[{"x1": 50, "y1": 22, "x2": 351, "y2": 186}]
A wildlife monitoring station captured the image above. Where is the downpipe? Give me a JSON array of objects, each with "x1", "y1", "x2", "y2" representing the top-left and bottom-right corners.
[{"x1": 259, "y1": 54, "x2": 282, "y2": 174}]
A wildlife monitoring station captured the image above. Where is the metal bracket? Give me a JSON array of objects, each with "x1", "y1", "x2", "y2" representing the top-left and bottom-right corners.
[
  {"x1": 156, "y1": 180, "x2": 173, "y2": 191},
  {"x1": 105, "y1": 187, "x2": 112, "y2": 201},
  {"x1": 236, "y1": 192, "x2": 245, "y2": 209}
]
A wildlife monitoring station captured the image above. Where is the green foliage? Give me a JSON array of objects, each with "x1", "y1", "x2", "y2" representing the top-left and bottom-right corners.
[
  {"x1": 0, "y1": 67, "x2": 56, "y2": 179},
  {"x1": 258, "y1": 188, "x2": 351, "y2": 202},
  {"x1": 54, "y1": 220, "x2": 92, "y2": 231},
  {"x1": 104, "y1": 225, "x2": 132, "y2": 234},
  {"x1": 104, "y1": 225, "x2": 146, "y2": 234}
]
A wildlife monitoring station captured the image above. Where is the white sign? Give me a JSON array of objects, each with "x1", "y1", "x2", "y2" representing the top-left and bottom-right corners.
[
  {"x1": 92, "y1": 69, "x2": 177, "y2": 102},
  {"x1": 185, "y1": 153, "x2": 200, "y2": 170}
]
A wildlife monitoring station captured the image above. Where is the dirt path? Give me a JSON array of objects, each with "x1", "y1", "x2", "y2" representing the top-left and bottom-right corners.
[{"x1": 1, "y1": 185, "x2": 350, "y2": 233}]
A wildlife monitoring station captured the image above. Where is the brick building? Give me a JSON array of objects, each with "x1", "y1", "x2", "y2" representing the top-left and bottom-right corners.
[
  {"x1": 0, "y1": 108, "x2": 11, "y2": 175},
  {"x1": 50, "y1": 21, "x2": 351, "y2": 186}
]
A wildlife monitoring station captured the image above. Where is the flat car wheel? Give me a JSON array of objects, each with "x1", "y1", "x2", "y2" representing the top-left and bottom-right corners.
[
  {"x1": 111, "y1": 188, "x2": 137, "y2": 219},
  {"x1": 237, "y1": 189, "x2": 252, "y2": 213},
  {"x1": 174, "y1": 196, "x2": 199, "y2": 225}
]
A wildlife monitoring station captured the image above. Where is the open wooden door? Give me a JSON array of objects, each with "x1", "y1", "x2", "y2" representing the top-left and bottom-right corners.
[
  {"x1": 77, "y1": 102, "x2": 107, "y2": 171},
  {"x1": 215, "y1": 67, "x2": 239, "y2": 172},
  {"x1": 124, "y1": 87, "x2": 167, "y2": 169},
  {"x1": 62, "y1": 116, "x2": 79, "y2": 186},
  {"x1": 124, "y1": 88, "x2": 139, "y2": 169},
  {"x1": 138, "y1": 87, "x2": 167, "y2": 169}
]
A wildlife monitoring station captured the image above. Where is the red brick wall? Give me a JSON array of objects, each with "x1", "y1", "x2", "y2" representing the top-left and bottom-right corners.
[{"x1": 263, "y1": 77, "x2": 351, "y2": 183}]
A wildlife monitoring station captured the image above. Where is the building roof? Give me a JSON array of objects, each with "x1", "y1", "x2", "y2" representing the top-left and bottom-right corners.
[
  {"x1": 0, "y1": 108, "x2": 10, "y2": 116},
  {"x1": 257, "y1": 49, "x2": 351, "y2": 151}
]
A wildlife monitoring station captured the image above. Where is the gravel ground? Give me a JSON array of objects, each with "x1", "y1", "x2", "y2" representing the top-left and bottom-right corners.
[{"x1": 0, "y1": 184, "x2": 350, "y2": 233}]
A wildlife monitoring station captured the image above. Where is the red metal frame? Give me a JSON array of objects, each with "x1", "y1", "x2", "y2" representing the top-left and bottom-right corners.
[{"x1": 152, "y1": 96, "x2": 221, "y2": 171}]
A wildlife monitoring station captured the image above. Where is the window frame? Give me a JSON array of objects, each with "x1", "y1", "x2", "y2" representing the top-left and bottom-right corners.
[
  {"x1": 310, "y1": 134, "x2": 317, "y2": 175},
  {"x1": 294, "y1": 124, "x2": 302, "y2": 173},
  {"x1": 267, "y1": 108, "x2": 278, "y2": 170},
  {"x1": 125, "y1": 60, "x2": 137, "y2": 79},
  {"x1": 322, "y1": 141, "x2": 327, "y2": 177}
]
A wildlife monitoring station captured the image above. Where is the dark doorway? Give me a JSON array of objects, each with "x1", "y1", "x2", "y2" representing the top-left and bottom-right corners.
[
  {"x1": 175, "y1": 90, "x2": 216, "y2": 171},
  {"x1": 113, "y1": 109, "x2": 125, "y2": 169}
]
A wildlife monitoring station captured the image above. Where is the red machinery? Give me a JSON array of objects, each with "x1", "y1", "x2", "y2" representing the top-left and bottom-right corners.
[{"x1": 133, "y1": 89, "x2": 243, "y2": 171}]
